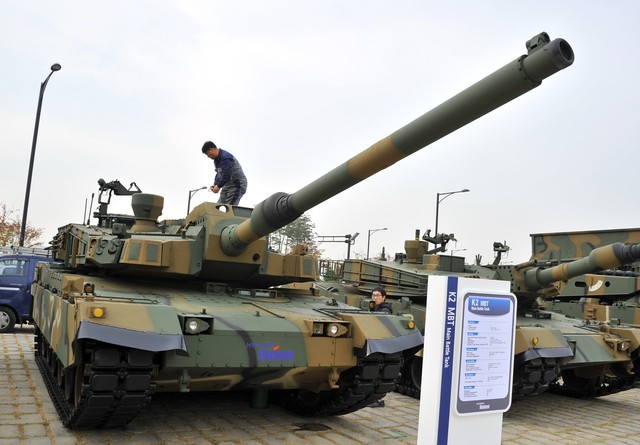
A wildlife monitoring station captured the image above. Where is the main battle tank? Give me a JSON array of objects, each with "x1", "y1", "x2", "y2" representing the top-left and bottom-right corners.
[
  {"x1": 31, "y1": 31, "x2": 574, "y2": 429},
  {"x1": 323, "y1": 232, "x2": 640, "y2": 399}
]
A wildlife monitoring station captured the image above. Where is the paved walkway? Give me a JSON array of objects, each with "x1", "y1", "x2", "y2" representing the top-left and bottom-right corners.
[{"x1": 2, "y1": 326, "x2": 639, "y2": 444}]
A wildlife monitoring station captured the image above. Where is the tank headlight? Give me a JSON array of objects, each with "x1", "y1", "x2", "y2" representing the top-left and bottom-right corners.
[
  {"x1": 83, "y1": 282, "x2": 96, "y2": 295},
  {"x1": 405, "y1": 320, "x2": 415, "y2": 329},
  {"x1": 326, "y1": 323, "x2": 348, "y2": 338},
  {"x1": 532, "y1": 336, "x2": 539, "y2": 346},
  {"x1": 186, "y1": 319, "x2": 199, "y2": 334},
  {"x1": 309, "y1": 321, "x2": 349, "y2": 337},
  {"x1": 90, "y1": 306, "x2": 106, "y2": 318},
  {"x1": 619, "y1": 341, "x2": 630, "y2": 352},
  {"x1": 180, "y1": 316, "x2": 212, "y2": 335}
]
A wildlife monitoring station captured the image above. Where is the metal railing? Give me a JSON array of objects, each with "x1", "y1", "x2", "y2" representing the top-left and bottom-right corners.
[{"x1": 0, "y1": 245, "x2": 52, "y2": 257}]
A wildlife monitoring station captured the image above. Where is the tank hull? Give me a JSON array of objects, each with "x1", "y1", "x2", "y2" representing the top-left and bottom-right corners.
[{"x1": 32, "y1": 264, "x2": 421, "y2": 428}]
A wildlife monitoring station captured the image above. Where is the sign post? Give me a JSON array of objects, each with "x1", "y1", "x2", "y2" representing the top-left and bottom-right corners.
[{"x1": 417, "y1": 276, "x2": 516, "y2": 445}]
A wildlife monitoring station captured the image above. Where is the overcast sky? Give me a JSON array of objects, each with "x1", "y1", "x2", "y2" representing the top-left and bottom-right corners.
[{"x1": 2, "y1": 1, "x2": 639, "y2": 265}]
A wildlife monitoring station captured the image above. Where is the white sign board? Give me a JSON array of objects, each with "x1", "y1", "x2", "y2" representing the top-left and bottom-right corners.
[{"x1": 417, "y1": 276, "x2": 516, "y2": 445}]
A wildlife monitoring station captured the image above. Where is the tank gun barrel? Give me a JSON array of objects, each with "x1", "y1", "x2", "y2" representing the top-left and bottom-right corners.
[
  {"x1": 524, "y1": 243, "x2": 640, "y2": 290},
  {"x1": 221, "y1": 32, "x2": 574, "y2": 256}
]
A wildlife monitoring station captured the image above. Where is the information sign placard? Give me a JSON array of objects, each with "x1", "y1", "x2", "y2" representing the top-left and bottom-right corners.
[{"x1": 456, "y1": 292, "x2": 516, "y2": 415}]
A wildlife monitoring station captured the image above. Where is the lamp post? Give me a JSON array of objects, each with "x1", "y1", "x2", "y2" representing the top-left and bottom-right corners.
[
  {"x1": 187, "y1": 186, "x2": 207, "y2": 214},
  {"x1": 366, "y1": 227, "x2": 387, "y2": 260},
  {"x1": 434, "y1": 188, "x2": 469, "y2": 239},
  {"x1": 19, "y1": 63, "x2": 62, "y2": 247}
]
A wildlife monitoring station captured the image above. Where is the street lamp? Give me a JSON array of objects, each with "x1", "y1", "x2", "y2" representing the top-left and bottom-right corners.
[
  {"x1": 19, "y1": 63, "x2": 62, "y2": 247},
  {"x1": 434, "y1": 188, "x2": 469, "y2": 240},
  {"x1": 366, "y1": 227, "x2": 387, "y2": 260},
  {"x1": 187, "y1": 186, "x2": 207, "y2": 214}
]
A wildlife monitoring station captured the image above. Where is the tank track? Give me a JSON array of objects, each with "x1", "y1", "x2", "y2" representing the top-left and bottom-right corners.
[
  {"x1": 34, "y1": 328, "x2": 157, "y2": 429},
  {"x1": 394, "y1": 355, "x2": 421, "y2": 399},
  {"x1": 512, "y1": 357, "x2": 561, "y2": 399},
  {"x1": 548, "y1": 367, "x2": 638, "y2": 398},
  {"x1": 394, "y1": 356, "x2": 561, "y2": 400},
  {"x1": 273, "y1": 352, "x2": 403, "y2": 416}
]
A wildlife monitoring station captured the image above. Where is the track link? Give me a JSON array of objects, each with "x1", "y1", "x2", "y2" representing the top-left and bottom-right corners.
[
  {"x1": 512, "y1": 357, "x2": 560, "y2": 399},
  {"x1": 273, "y1": 352, "x2": 403, "y2": 416},
  {"x1": 35, "y1": 328, "x2": 157, "y2": 429}
]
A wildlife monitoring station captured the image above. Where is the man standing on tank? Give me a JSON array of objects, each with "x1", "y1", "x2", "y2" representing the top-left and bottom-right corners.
[{"x1": 202, "y1": 141, "x2": 248, "y2": 205}]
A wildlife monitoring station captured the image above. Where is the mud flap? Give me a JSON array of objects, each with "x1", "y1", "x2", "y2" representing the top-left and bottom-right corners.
[
  {"x1": 364, "y1": 330, "x2": 423, "y2": 355},
  {"x1": 77, "y1": 321, "x2": 187, "y2": 353}
]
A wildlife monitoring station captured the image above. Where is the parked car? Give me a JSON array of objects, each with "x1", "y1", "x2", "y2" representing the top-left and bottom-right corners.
[{"x1": 0, "y1": 253, "x2": 55, "y2": 333}]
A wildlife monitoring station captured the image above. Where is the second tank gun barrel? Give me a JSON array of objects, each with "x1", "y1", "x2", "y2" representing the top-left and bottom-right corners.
[
  {"x1": 524, "y1": 242, "x2": 640, "y2": 290},
  {"x1": 221, "y1": 33, "x2": 575, "y2": 256}
]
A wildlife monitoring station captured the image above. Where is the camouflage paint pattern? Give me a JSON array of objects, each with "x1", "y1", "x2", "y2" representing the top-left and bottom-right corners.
[
  {"x1": 531, "y1": 228, "x2": 640, "y2": 261},
  {"x1": 534, "y1": 228, "x2": 640, "y2": 327},
  {"x1": 32, "y1": 259, "x2": 422, "y2": 393}
]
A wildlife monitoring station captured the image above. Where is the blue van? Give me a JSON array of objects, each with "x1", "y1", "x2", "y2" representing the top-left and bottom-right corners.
[{"x1": 0, "y1": 253, "x2": 55, "y2": 333}]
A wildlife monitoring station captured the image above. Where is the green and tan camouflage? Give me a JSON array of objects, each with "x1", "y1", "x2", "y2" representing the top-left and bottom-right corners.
[
  {"x1": 502, "y1": 232, "x2": 640, "y2": 396},
  {"x1": 526, "y1": 228, "x2": 640, "y2": 320},
  {"x1": 31, "y1": 31, "x2": 574, "y2": 429},
  {"x1": 525, "y1": 230, "x2": 640, "y2": 395},
  {"x1": 531, "y1": 228, "x2": 640, "y2": 261},
  {"x1": 326, "y1": 233, "x2": 640, "y2": 400},
  {"x1": 530, "y1": 227, "x2": 640, "y2": 329},
  {"x1": 547, "y1": 293, "x2": 640, "y2": 326}
]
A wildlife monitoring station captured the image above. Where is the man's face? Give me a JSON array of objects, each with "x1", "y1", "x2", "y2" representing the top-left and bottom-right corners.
[
  {"x1": 372, "y1": 290, "x2": 385, "y2": 303},
  {"x1": 205, "y1": 147, "x2": 219, "y2": 159}
]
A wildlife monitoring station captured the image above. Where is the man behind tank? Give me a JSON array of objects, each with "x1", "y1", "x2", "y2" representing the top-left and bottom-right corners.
[{"x1": 201, "y1": 141, "x2": 248, "y2": 205}]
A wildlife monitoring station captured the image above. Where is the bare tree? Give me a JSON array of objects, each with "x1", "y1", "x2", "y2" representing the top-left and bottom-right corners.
[{"x1": 0, "y1": 203, "x2": 44, "y2": 247}]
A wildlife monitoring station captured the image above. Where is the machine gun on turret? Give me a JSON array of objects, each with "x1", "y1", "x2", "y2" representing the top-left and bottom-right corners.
[{"x1": 94, "y1": 178, "x2": 142, "y2": 228}]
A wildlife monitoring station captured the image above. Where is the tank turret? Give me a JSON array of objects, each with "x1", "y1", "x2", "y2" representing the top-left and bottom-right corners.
[
  {"x1": 491, "y1": 242, "x2": 640, "y2": 306},
  {"x1": 522, "y1": 243, "x2": 640, "y2": 289},
  {"x1": 32, "y1": 32, "x2": 574, "y2": 430},
  {"x1": 528, "y1": 227, "x2": 640, "y2": 326}
]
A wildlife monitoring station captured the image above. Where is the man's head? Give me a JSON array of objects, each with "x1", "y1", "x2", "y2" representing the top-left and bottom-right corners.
[
  {"x1": 371, "y1": 286, "x2": 387, "y2": 303},
  {"x1": 202, "y1": 141, "x2": 219, "y2": 159}
]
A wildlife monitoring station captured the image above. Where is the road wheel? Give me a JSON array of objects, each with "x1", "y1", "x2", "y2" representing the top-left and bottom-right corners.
[{"x1": 0, "y1": 306, "x2": 17, "y2": 333}]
